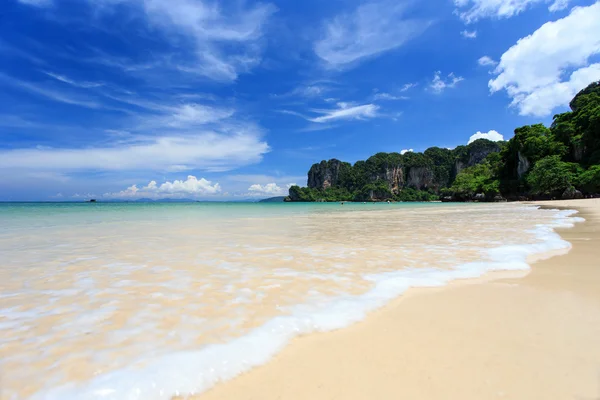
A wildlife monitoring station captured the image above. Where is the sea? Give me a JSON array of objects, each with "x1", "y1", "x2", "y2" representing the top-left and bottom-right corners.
[{"x1": 0, "y1": 202, "x2": 583, "y2": 399}]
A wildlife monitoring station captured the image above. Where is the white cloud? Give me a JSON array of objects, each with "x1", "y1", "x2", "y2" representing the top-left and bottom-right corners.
[
  {"x1": 72, "y1": 193, "x2": 97, "y2": 199},
  {"x1": 400, "y1": 149, "x2": 413, "y2": 155},
  {"x1": 104, "y1": 176, "x2": 221, "y2": 199},
  {"x1": 0, "y1": 130, "x2": 269, "y2": 173},
  {"x1": 468, "y1": 130, "x2": 504, "y2": 144},
  {"x1": 153, "y1": 103, "x2": 235, "y2": 128},
  {"x1": 271, "y1": 83, "x2": 335, "y2": 100},
  {"x1": 84, "y1": 0, "x2": 276, "y2": 82},
  {"x1": 455, "y1": 0, "x2": 570, "y2": 23},
  {"x1": 461, "y1": 30, "x2": 477, "y2": 39},
  {"x1": 400, "y1": 83, "x2": 418, "y2": 92},
  {"x1": 478, "y1": 56, "x2": 497, "y2": 67},
  {"x1": 372, "y1": 92, "x2": 409, "y2": 101},
  {"x1": 43, "y1": 72, "x2": 103, "y2": 88},
  {"x1": 18, "y1": 0, "x2": 52, "y2": 6},
  {"x1": 489, "y1": 3, "x2": 600, "y2": 116},
  {"x1": 430, "y1": 71, "x2": 464, "y2": 94},
  {"x1": 0, "y1": 73, "x2": 102, "y2": 109},
  {"x1": 309, "y1": 103, "x2": 379, "y2": 123},
  {"x1": 290, "y1": 85, "x2": 331, "y2": 98},
  {"x1": 282, "y1": 102, "x2": 379, "y2": 124},
  {"x1": 247, "y1": 182, "x2": 295, "y2": 196},
  {"x1": 314, "y1": 0, "x2": 430, "y2": 68},
  {"x1": 548, "y1": 0, "x2": 570, "y2": 12}
]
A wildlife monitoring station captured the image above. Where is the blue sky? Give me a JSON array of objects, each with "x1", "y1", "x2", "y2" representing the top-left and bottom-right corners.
[{"x1": 1, "y1": 0, "x2": 599, "y2": 200}]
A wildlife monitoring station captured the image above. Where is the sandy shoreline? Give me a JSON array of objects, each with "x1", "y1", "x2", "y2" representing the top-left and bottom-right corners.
[{"x1": 194, "y1": 199, "x2": 600, "y2": 400}]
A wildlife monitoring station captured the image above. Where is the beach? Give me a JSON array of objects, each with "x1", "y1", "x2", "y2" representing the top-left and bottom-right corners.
[
  {"x1": 197, "y1": 199, "x2": 600, "y2": 400},
  {"x1": 0, "y1": 201, "x2": 597, "y2": 399}
]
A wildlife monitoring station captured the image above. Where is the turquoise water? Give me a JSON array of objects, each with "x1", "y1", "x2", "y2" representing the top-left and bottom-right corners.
[{"x1": 0, "y1": 201, "x2": 468, "y2": 229}]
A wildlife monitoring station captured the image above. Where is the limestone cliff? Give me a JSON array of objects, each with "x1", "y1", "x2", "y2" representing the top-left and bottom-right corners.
[
  {"x1": 298, "y1": 139, "x2": 503, "y2": 202},
  {"x1": 307, "y1": 159, "x2": 348, "y2": 190},
  {"x1": 406, "y1": 166, "x2": 434, "y2": 190}
]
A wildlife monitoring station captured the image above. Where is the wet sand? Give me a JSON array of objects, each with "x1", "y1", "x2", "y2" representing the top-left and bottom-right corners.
[{"x1": 197, "y1": 199, "x2": 600, "y2": 400}]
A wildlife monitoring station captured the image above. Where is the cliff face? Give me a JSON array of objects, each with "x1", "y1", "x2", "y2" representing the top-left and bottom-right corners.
[
  {"x1": 468, "y1": 144, "x2": 499, "y2": 166},
  {"x1": 407, "y1": 166, "x2": 434, "y2": 190},
  {"x1": 517, "y1": 151, "x2": 530, "y2": 178},
  {"x1": 454, "y1": 140, "x2": 501, "y2": 177},
  {"x1": 307, "y1": 159, "x2": 346, "y2": 189},
  {"x1": 369, "y1": 164, "x2": 404, "y2": 194},
  {"x1": 298, "y1": 138, "x2": 503, "y2": 202}
]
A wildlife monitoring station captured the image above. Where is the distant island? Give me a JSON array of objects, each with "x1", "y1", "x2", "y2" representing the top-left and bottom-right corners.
[
  {"x1": 286, "y1": 81, "x2": 600, "y2": 202},
  {"x1": 258, "y1": 196, "x2": 287, "y2": 203}
]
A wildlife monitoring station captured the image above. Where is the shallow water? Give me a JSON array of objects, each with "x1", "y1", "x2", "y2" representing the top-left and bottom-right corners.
[{"x1": 0, "y1": 202, "x2": 581, "y2": 399}]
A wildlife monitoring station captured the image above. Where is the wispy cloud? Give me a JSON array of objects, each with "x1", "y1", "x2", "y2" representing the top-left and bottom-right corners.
[
  {"x1": 0, "y1": 73, "x2": 103, "y2": 109},
  {"x1": 461, "y1": 30, "x2": 477, "y2": 39},
  {"x1": 454, "y1": 0, "x2": 570, "y2": 23},
  {"x1": 146, "y1": 104, "x2": 235, "y2": 129},
  {"x1": 43, "y1": 71, "x2": 104, "y2": 88},
  {"x1": 18, "y1": 0, "x2": 52, "y2": 7},
  {"x1": 0, "y1": 128, "x2": 270, "y2": 173},
  {"x1": 429, "y1": 71, "x2": 464, "y2": 94},
  {"x1": 94, "y1": 0, "x2": 277, "y2": 81},
  {"x1": 400, "y1": 83, "x2": 418, "y2": 92},
  {"x1": 282, "y1": 102, "x2": 379, "y2": 123},
  {"x1": 272, "y1": 83, "x2": 334, "y2": 99},
  {"x1": 372, "y1": 92, "x2": 409, "y2": 101},
  {"x1": 314, "y1": 0, "x2": 431, "y2": 68},
  {"x1": 26, "y1": 0, "x2": 277, "y2": 82}
]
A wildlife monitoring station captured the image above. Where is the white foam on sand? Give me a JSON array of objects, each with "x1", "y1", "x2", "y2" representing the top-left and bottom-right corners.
[{"x1": 32, "y1": 208, "x2": 583, "y2": 400}]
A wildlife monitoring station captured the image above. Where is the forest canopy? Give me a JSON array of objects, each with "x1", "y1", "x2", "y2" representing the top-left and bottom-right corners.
[{"x1": 287, "y1": 81, "x2": 600, "y2": 202}]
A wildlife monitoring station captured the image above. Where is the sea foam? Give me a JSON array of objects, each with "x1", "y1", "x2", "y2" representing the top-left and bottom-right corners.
[{"x1": 31, "y1": 207, "x2": 583, "y2": 400}]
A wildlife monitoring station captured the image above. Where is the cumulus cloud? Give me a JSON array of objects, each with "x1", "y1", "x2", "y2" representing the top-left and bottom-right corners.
[
  {"x1": 314, "y1": 0, "x2": 430, "y2": 68},
  {"x1": 0, "y1": 130, "x2": 269, "y2": 173},
  {"x1": 455, "y1": 0, "x2": 570, "y2": 23},
  {"x1": 468, "y1": 130, "x2": 504, "y2": 144},
  {"x1": 461, "y1": 30, "x2": 477, "y2": 39},
  {"x1": 430, "y1": 71, "x2": 464, "y2": 94},
  {"x1": 400, "y1": 149, "x2": 414, "y2": 155},
  {"x1": 281, "y1": 102, "x2": 379, "y2": 124},
  {"x1": 104, "y1": 176, "x2": 221, "y2": 199},
  {"x1": 478, "y1": 56, "x2": 497, "y2": 67},
  {"x1": 247, "y1": 182, "x2": 295, "y2": 196},
  {"x1": 489, "y1": 3, "x2": 600, "y2": 116}
]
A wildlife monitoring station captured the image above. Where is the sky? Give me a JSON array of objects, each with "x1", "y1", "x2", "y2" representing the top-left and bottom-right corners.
[{"x1": 1, "y1": 0, "x2": 599, "y2": 201}]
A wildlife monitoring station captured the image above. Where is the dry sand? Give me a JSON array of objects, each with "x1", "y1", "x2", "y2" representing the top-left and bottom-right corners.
[{"x1": 196, "y1": 199, "x2": 600, "y2": 400}]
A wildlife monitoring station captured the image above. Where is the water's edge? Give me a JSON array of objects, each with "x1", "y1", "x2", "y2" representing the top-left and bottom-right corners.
[{"x1": 32, "y1": 206, "x2": 585, "y2": 400}]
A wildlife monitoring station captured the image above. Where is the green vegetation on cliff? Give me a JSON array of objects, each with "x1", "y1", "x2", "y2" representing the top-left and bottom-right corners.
[{"x1": 287, "y1": 81, "x2": 600, "y2": 202}]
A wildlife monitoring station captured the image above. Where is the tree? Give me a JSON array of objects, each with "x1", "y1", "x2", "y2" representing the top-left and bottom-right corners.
[
  {"x1": 525, "y1": 156, "x2": 580, "y2": 195},
  {"x1": 446, "y1": 160, "x2": 499, "y2": 200},
  {"x1": 578, "y1": 165, "x2": 600, "y2": 194}
]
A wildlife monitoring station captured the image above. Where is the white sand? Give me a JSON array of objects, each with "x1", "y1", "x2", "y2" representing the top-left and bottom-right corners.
[{"x1": 196, "y1": 199, "x2": 600, "y2": 400}]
